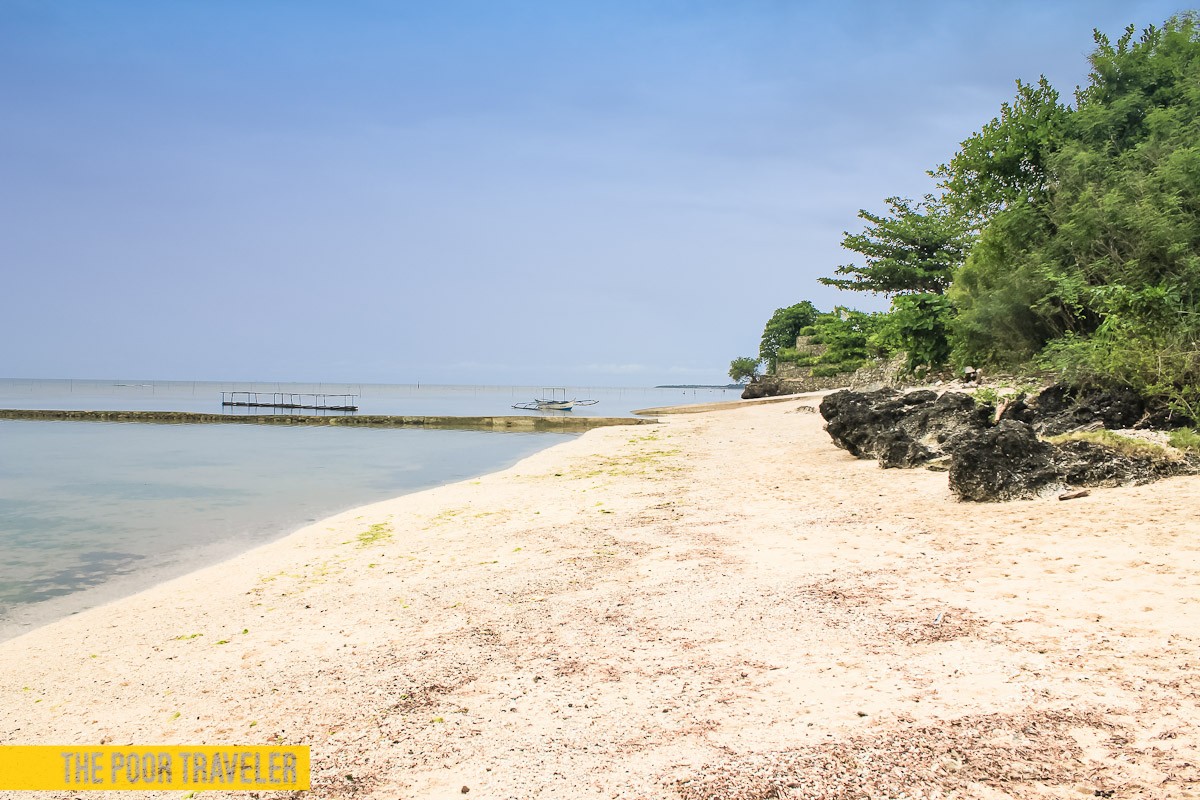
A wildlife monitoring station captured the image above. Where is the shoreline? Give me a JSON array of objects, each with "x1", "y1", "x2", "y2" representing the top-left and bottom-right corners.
[
  {"x1": 3, "y1": 400, "x2": 1199, "y2": 797},
  {"x1": 633, "y1": 389, "x2": 831, "y2": 415},
  {"x1": 0, "y1": 408, "x2": 654, "y2": 431},
  {"x1": 0, "y1": 422, "x2": 578, "y2": 645}
]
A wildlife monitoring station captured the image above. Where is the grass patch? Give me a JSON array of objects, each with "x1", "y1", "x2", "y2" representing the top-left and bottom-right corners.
[
  {"x1": 425, "y1": 508, "x2": 465, "y2": 527},
  {"x1": 972, "y1": 387, "x2": 1000, "y2": 407},
  {"x1": 259, "y1": 570, "x2": 302, "y2": 583},
  {"x1": 355, "y1": 522, "x2": 393, "y2": 547},
  {"x1": 1169, "y1": 427, "x2": 1200, "y2": 454},
  {"x1": 574, "y1": 448, "x2": 683, "y2": 479},
  {"x1": 971, "y1": 385, "x2": 1039, "y2": 407},
  {"x1": 1047, "y1": 430, "x2": 1175, "y2": 459},
  {"x1": 259, "y1": 557, "x2": 345, "y2": 592}
]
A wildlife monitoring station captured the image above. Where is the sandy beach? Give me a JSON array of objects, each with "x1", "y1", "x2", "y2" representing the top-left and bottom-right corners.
[{"x1": 3, "y1": 398, "x2": 1200, "y2": 799}]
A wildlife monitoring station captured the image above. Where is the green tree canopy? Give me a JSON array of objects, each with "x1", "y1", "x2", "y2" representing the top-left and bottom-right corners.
[
  {"x1": 758, "y1": 301, "x2": 820, "y2": 370},
  {"x1": 784, "y1": 308, "x2": 885, "y2": 376},
  {"x1": 819, "y1": 196, "x2": 974, "y2": 296},
  {"x1": 934, "y1": 76, "x2": 1070, "y2": 219},
  {"x1": 728, "y1": 356, "x2": 762, "y2": 383},
  {"x1": 949, "y1": 13, "x2": 1200, "y2": 412}
]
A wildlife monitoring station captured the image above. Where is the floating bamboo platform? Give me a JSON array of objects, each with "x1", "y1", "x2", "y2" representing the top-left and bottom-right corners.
[
  {"x1": 0, "y1": 409, "x2": 655, "y2": 432},
  {"x1": 220, "y1": 392, "x2": 359, "y2": 412}
]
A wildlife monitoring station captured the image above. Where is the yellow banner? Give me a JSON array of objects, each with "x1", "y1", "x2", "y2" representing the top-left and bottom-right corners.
[{"x1": 0, "y1": 745, "x2": 309, "y2": 791}]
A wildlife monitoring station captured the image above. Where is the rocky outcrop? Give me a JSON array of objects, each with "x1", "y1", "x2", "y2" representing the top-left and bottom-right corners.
[
  {"x1": 819, "y1": 389, "x2": 991, "y2": 468},
  {"x1": 1011, "y1": 384, "x2": 1193, "y2": 435},
  {"x1": 741, "y1": 354, "x2": 911, "y2": 399},
  {"x1": 947, "y1": 421, "x2": 1059, "y2": 502},
  {"x1": 819, "y1": 387, "x2": 1196, "y2": 502},
  {"x1": 1053, "y1": 439, "x2": 1185, "y2": 487},
  {"x1": 740, "y1": 376, "x2": 784, "y2": 400}
]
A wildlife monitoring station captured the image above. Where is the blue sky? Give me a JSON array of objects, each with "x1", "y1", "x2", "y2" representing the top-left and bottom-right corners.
[{"x1": 0, "y1": 1, "x2": 1187, "y2": 385}]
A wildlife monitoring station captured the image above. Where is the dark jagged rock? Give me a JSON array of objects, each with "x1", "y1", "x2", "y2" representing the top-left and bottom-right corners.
[
  {"x1": 947, "y1": 429, "x2": 1193, "y2": 501},
  {"x1": 819, "y1": 388, "x2": 899, "y2": 459},
  {"x1": 1028, "y1": 384, "x2": 1073, "y2": 418},
  {"x1": 1137, "y1": 402, "x2": 1195, "y2": 431},
  {"x1": 819, "y1": 384, "x2": 1195, "y2": 501},
  {"x1": 901, "y1": 389, "x2": 938, "y2": 405},
  {"x1": 1025, "y1": 384, "x2": 1147, "y2": 435},
  {"x1": 741, "y1": 376, "x2": 781, "y2": 400},
  {"x1": 819, "y1": 389, "x2": 991, "y2": 468},
  {"x1": 1011, "y1": 384, "x2": 1191, "y2": 431},
  {"x1": 875, "y1": 429, "x2": 935, "y2": 469},
  {"x1": 948, "y1": 421, "x2": 1060, "y2": 502},
  {"x1": 996, "y1": 394, "x2": 1035, "y2": 425},
  {"x1": 1052, "y1": 440, "x2": 1186, "y2": 486}
]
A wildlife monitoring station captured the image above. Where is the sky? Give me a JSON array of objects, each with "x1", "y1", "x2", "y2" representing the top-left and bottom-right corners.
[{"x1": 0, "y1": 0, "x2": 1188, "y2": 386}]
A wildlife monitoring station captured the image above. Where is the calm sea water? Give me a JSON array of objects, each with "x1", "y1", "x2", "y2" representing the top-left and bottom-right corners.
[
  {"x1": 0, "y1": 380, "x2": 738, "y2": 640},
  {"x1": 0, "y1": 379, "x2": 734, "y2": 416}
]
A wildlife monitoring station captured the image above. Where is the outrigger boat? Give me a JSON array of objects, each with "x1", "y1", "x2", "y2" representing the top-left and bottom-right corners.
[{"x1": 512, "y1": 388, "x2": 599, "y2": 412}]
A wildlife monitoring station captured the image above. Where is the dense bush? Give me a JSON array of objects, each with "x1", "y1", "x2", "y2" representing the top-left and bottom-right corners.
[
  {"x1": 735, "y1": 14, "x2": 1200, "y2": 403},
  {"x1": 777, "y1": 309, "x2": 886, "y2": 376}
]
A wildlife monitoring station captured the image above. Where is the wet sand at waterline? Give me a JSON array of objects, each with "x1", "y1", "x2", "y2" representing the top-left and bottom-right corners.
[{"x1": 3, "y1": 400, "x2": 1199, "y2": 798}]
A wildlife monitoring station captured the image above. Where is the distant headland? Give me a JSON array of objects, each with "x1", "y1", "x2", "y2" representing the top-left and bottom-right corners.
[{"x1": 654, "y1": 384, "x2": 745, "y2": 390}]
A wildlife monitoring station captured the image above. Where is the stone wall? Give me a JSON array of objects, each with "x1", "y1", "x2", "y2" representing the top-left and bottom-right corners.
[{"x1": 744, "y1": 353, "x2": 911, "y2": 398}]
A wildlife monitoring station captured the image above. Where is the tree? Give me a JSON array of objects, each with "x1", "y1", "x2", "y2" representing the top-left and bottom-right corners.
[
  {"x1": 877, "y1": 294, "x2": 954, "y2": 371},
  {"x1": 758, "y1": 301, "x2": 820, "y2": 371},
  {"x1": 728, "y1": 356, "x2": 762, "y2": 383},
  {"x1": 947, "y1": 199, "x2": 1065, "y2": 367},
  {"x1": 949, "y1": 12, "x2": 1200, "y2": 404},
  {"x1": 818, "y1": 197, "x2": 972, "y2": 371},
  {"x1": 819, "y1": 196, "x2": 973, "y2": 296},
  {"x1": 934, "y1": 76, "x2": 1069, "y2": 220}
]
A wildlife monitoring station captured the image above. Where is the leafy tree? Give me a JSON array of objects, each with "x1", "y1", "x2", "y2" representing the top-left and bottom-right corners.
[
  {"x1": 818, "y1": 197, "x2": 970, "y2": 371},
  {"x1": 758, "y1": 301, "x2": 820, "y2": 371},
  {"x1": 819, "y1": 196, "x2": 974, "y2": 296},
  {"x1": 876, "y1": 294, "x2": 955, "y2": 371},
  {"x1": 948, "y1": 199, "x2": 1066, "y2": 366},
  {"x1": 728, "y1": 356, "x2": 762, "y2": 383},
  {"x1": 934, "y1": 76, "x2": 1070, "y2": 219},
  {"x1": 949, "y1": 12, "x2": 1200, "y2": 406}
]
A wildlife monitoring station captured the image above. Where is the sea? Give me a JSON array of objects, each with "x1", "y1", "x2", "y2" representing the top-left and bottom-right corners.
[{"x1": 0, "y1": 379, "x2": 738, "y2": 641}]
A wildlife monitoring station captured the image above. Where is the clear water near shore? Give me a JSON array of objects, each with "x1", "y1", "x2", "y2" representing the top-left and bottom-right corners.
[{"x1": 0, "y1": 380, "x2": 739, "y2": 641}]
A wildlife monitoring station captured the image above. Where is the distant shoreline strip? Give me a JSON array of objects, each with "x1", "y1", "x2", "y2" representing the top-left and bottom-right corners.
[
  {"x1": 0, "y1": 409, "x2": 655, "y2": 432},
  {"x1": 633, "y1": 391, "x2": 830, "y2": 415}
]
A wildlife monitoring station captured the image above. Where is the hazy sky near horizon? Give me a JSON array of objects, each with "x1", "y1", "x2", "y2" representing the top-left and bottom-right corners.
[{"x1": 1, "y1": 1, "x2": 1187, "y2": 386}]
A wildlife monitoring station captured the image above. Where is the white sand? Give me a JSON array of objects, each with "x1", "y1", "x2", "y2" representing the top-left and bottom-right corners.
[{"x1": 3, "y1": 401, "x2": 1200, "y2": 799}]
